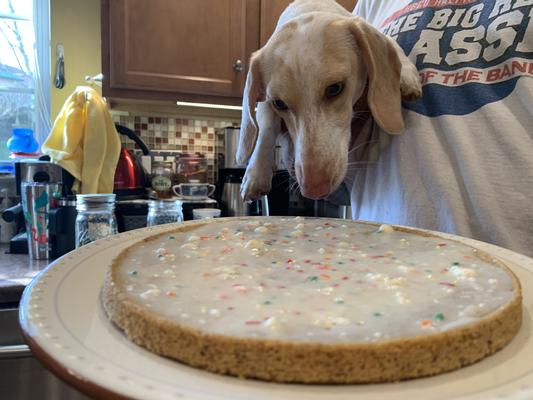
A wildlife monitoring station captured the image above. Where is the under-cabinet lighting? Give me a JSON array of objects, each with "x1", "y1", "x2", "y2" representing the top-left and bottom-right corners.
[{"x1": 176, "y1": 101, "x2": 242, "y2": 111}]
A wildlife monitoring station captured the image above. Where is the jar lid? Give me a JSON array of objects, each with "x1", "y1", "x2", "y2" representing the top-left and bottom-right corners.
[
  {"x1": 149, "y1": 199, "x2": 183, "y2": 208},
  {"x1": 192, "y1": 208, "x2": 221, "y2": 218},
  {"x1": 76, "y1": 194, "x2": 116, "y2": 203}
]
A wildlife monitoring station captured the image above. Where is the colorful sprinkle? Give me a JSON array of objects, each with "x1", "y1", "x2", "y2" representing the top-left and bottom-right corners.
[
  {"x1": 420, "y1": 319, "x2": 433, "y2": 329},
  {"x1": 121, "y1": 217, "x2": 511, "y2": 344},
  {"x1": 435, "y1": 313, "x2": 445, "y2": 321}
]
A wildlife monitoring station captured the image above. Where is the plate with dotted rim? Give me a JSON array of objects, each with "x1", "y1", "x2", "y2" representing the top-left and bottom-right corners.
[{"x1": 19, "y1": 220, "x2": 533, "y2": 400}]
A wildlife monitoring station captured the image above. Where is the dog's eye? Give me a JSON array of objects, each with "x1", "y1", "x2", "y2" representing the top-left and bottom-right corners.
[
  {"x1": 272, "y1": 99, "x2": 289, "y2": 111},
  {"x1": 325, "y1": 82, "x2": 344, "y2": 98}
]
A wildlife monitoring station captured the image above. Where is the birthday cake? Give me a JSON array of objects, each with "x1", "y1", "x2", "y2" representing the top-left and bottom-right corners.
[{"x1": 102, "y1": 217, "x2": 522, "y2": 383}]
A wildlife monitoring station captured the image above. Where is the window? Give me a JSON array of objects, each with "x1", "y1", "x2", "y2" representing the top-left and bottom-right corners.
[{"x1": 0, "y1": 0, "x2": 50, "y2": 160}]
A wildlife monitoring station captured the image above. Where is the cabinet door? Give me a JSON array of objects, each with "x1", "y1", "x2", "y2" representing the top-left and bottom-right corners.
[
  {"x1": 259, "y1": 0, "x2": 357, "y2": 47},
  {"x1": 104, "y1": 0, "x2": 249, "y2": 100}
]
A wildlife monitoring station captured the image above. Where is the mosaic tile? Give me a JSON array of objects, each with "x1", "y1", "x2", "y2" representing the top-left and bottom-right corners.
[{"x1": 112, "y1": 113, "x2": 240, "y2": 183}]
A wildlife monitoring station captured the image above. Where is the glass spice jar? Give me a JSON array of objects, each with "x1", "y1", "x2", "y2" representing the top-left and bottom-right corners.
[
  {"x1": 151, "y1": 160, "x2": 174, "y2": 199},
  {"x1": 75, "y1": 194, "x2": 117, "y2": 248},
  {"x1": 146, "y1": 199, "x2": 183, "y2": 227},
  {"x1": 176, "y1": 154, "x2": 208, "y2": 184}
]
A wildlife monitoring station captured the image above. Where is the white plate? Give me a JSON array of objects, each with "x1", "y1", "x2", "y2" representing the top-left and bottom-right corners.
[{"x1": 19, "y1": 222, "x2": 533, "y2": 400}]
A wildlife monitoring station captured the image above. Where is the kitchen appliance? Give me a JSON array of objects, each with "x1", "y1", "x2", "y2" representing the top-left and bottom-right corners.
[
  {"x1": 216, "y1": 127, "x2": 351, "y2": 219},
  {"x1": 220, "y1": 126, "x2": 245, "y2": 169},
  {"x1": 217, "y1": 126, "x2": 286, "y2": 170},
  {"x1": 2, "y1": 159, "x2": 75, "y2": 256},
  {"x1": 0, "y1": 173, "x2": 18, "y2": 243},
  {"x1": 49, "y1": 196, "x2": 77, "y2": 258},
  {"x1": 220, "y1": 172, "x2": 268, "y2": 217},
  {"x1": 216, "y1": 127, "x2": 290, "y2": 216},
  {"x1": 115, "y1": 199, "x2": 149, "y2": 232},
  {"x1": 114, "y1": 124, "x2": 151, "y2": 199}
]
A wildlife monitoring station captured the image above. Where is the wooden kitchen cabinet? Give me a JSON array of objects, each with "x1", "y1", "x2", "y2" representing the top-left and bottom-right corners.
[
  {"x1": 101, "y1": 0, "x2": 356, "y2": 104},
  {"x1": 102, "y1": 0, "x2": 260, "y2": 105},
  {"x1": 259, "y1": 0, "x2": 357, "y2": 47}
]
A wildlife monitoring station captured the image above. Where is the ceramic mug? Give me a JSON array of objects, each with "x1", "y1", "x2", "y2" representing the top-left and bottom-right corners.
[{"x1": 172, "y1": 183, "x2": 215, "y2": 199}]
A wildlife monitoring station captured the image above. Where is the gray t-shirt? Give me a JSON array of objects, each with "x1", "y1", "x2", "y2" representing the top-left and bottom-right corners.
[{"x1": 350, "y1": 0, "x2": 533, "y2": 256}]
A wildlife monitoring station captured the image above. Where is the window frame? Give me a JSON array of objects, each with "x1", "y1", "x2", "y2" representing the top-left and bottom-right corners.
[
  {"x1": 33, "y1": 0, "x2": 51, "y2": 144},
  {"x1": 0, "y1": 0, "x2": 51, "y2": 148}
]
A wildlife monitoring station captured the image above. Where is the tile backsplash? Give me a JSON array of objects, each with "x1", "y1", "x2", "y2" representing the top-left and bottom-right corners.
[{"x1": 112, "y1": 114, "x2": 239, "y2": 183}]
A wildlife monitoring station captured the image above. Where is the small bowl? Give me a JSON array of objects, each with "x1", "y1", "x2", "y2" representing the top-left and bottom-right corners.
[{"x1": 172, "y1": 183, "x2": 215, "y2": 200}]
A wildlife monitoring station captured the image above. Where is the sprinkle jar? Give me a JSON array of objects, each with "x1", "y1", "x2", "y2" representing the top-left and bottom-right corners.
[{"x1": 75, "y1": 194, "x2": 117, "y2": 247}]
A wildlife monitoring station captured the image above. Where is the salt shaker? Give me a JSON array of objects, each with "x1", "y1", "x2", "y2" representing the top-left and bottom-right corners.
[
  {"x1": 147, "y1": 199, "x2": 183, "y2": 227},
  {"x1": 75, "y1": 194, "x2": 117, "y2": 247}
]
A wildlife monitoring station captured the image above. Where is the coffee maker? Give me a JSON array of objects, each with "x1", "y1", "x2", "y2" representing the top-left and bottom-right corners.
[
  {"x1": 216, "y1": 127, "x2": 290, "y2": 217},
  {"x1": 2, "y1": 158, "x2": 76, "y2": 257}
]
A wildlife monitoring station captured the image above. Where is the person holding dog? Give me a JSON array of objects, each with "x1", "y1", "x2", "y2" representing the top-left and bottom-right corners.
[{"x1": 350, "y1": 0, "x2": 533, "y2": 257}]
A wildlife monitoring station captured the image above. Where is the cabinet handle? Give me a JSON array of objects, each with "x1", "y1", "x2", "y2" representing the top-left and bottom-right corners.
[{"x1": 233, "y1": 59, "x2": 244, "y2": 72}]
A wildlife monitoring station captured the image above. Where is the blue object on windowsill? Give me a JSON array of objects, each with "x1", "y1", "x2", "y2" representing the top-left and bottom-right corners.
[
  {"x1": 0, "y1": 160, "x2": 14, "y2": 174},
  {"x1": 6, "y1": 128, "x2": 40, "y2": 154}
]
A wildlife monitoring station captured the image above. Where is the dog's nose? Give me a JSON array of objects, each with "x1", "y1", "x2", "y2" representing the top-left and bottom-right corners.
[{"x1": 296, "y1": 164, "x2": 331, "y2": 199}]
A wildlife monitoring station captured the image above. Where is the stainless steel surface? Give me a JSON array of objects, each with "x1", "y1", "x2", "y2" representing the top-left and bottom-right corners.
[
  {"x1": 0, "y1": 174, "x2": 20, "y2": 243},
  {"x1": 222, "y1": 127, "x2": 245, "y2": 168},
  {"x1": 0, "y1": 174, "x2": 17, "y2": 197},
  {"x1": 261, "y1": 195, "x2": 270, "y2": 217},
  {"x1": 21, "y1": 183, "x2": 61, "y2": 260},
  {"x1": 221, "y1": 181, "x2": 249, "y2": 216},
  {"x1": 17, "y1": 160, "x2": 63, "y2": 185},
  {"x1": 0, "y1": 344, "x2": 31, "y2": 358},
  {"x1": 0, "y1": 196, "x2": 18, "y2": 243},
  {"x1": 0, "y1": 307, "x2": 90, "y2": 400},
  {"x1": 221, "y1": 181, "x2": 269, "y2": 217},
  {"x1": 313, "y1": 200, "x2": 353, "y2": 219}
]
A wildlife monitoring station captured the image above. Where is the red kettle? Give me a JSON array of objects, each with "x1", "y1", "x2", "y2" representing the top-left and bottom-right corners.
[{"x1": 114, "y1": 124, "x2": 151, "y2": 198}]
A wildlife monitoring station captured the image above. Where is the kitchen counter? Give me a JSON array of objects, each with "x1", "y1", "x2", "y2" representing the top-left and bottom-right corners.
[{"x1": 0, "y1": 244, "x2": 49, "y2": 305}]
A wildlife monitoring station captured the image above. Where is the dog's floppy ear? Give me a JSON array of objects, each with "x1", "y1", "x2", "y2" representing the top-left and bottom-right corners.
[
  {"x1": 236, "y1": 52, "x2": 265, "y2": 165},
  {"x1": 348, "y1": 17, "x2": 404, "y2": 134}
]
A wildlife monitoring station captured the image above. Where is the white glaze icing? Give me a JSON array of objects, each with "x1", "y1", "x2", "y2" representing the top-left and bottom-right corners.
[{"x1": 116, "y1": 217, "x2": 516, "y2": 343}]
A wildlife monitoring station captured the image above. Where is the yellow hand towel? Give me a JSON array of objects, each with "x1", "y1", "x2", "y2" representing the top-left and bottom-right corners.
[{"x1": 42, "y1": 86, "x2": 121, "y2": 194}]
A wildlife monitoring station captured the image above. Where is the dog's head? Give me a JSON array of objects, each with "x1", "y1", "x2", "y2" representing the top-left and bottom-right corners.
[{"x1": 237, "y1": 14, "x2": 410, "y2": 199}]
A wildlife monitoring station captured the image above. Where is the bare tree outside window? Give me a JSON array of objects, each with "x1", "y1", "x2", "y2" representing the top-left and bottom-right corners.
[{"x1": 0, "y1": 0, "x2": 38, "y2": 159}]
